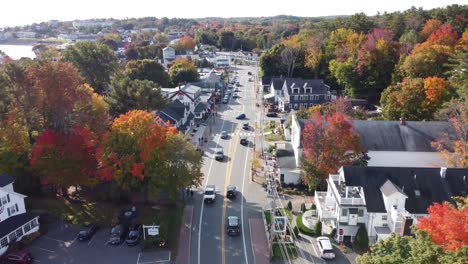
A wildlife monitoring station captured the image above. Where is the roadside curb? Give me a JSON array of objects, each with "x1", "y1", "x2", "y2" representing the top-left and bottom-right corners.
[{"x1": 175, "y1": 205, "x2": 193, "y2": 264}]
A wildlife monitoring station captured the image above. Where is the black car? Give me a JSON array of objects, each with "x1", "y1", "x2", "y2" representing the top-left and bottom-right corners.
[
  {"x1": 226, "y1": 185, "x2": 237, "y2": 199},
  {"x1": 240, "y1": 136, "x2": 247, "y2": 145},
  {"x1": 77, "y1": 224, "x2": 99, "y2": 241},
  {"x1": 226, "y1": 216, "x2": 241, "y2": 236},
  {"x1": 125, "y1": 224, "x2": 142, "y2": 246},
  {"x1": 266, "y1": 112, "x2": 278, "y2": 117},
  {"x1": 109, "y1": 224, "x2": 129, "y2": 245},
  {"x1": 242, "y1": 123, "x2": 249, "y2": 130}
]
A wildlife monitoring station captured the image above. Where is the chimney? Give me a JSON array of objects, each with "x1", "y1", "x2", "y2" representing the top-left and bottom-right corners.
[
  {"x1": 400, "y1": 117, "x2": 406, "y2": 126},
  {"x1": 440, "y1": 167, "x2": 447, "y2": 179}
]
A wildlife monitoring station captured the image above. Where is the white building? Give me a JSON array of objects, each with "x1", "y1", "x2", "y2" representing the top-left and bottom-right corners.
[
  {"x1": 315, "y1": 166, "x2": 467, "y2": 244},
  {"x1": 214, "y1": 56, "x2": 230, "y2": 68},
  {"x1": 72, "y1": 19, "x2": 114, "y2": 28},
  {"x1": 0, "y1": 173, "x2": 39, "y2": 255}
]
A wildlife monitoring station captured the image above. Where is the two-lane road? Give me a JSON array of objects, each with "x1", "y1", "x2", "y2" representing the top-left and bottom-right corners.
[{"x1": 190, "y1": 65, "x2": 267, "y2": 264}]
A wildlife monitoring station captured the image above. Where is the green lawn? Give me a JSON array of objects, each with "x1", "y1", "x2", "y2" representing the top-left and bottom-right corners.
[
  {"x1": 29, "y1": 197, "x2": 183, "y2": 251},
  {"x1": 265, "y1": 134, "x2": 283, "y2": 141},
  {"x1": 264, "y1": 210, "x2": 272, "y2": 225}
]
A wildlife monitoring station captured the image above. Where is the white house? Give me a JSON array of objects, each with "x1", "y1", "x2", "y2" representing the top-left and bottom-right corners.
[
  {"x1": 0, "y1": 173, "x2": 39, "y2": 255},
  {"x1": 290, "y1": 112, "x2": 452, "y2": 170},
  {"x1": 314, "y1": 166, "x2": 467, "y2": 244}
]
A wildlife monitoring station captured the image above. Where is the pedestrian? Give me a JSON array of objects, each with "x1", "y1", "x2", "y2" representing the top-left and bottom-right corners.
[
  {"x1": 190, "y1": 190, "x2": 194, "y2": 197},
  {"x1": 186, "y1": 188, "x2": 190, "y2": 196}
]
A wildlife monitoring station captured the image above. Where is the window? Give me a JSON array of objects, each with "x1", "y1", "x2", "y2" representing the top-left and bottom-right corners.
[
  {"x1": 0, "y1": 237, "x2": 7, "y2": 248},
  {"x1": 294, "y1": 95, "x2": 298, "y2": 101},
  {"x1": 382, "y1": 215, "x2": 387, "y2": 221},
  {"x1": 341, "y1": 209, "x2": 348, "y2": 216},
  {"x1": 310, "y1": 103, "x2": 314, "y2": 107},
  {"x1": 300, "y1": 95, "x2": 303, "y2": 101},
  {"x1": 31, "y1": 218, "x2": 38, "y2": 227},
  {"x1": 315, "y1": 95, "x2": 319, "y2": 100},
  {"x1": 303, "y1": 95, "x2": 308, "y2": 101},
  {"x1": 9, "y1": 232, "x2": 16, "y2": 242},
  {"x1": 294, "y1": 104, "x2": 298, "y2": 109},
  {"x1": 24, "y1": 223, "x2": 31, "y2": 233},
  {"x1": 7, "y1": 204, "x2": 18, "y2": 216},
  {"x1": 15, "y1": 228, "x2": 23, "y2": 238},
  {"x1": 1, "y1": 194, "x2": 9, "y2": 205},
  {"x1": 326, "y1": 95, "x2": 330, "y2": 100},
  {"x1": 358, "y1": 209, "x2": 364, "y2": 217}
]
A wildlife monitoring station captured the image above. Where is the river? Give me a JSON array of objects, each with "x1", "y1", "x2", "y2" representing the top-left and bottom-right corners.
[{"x1": 0, "y1": 44, "x2": 36, "y2": 59}]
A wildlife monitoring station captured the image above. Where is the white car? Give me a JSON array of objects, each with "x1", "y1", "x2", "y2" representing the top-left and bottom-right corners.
[
  {"x1": 316, "y1": 236, "x2": 335, "y2": 260},
  {"x1": 203, "y1": 185, "x2": 216, "y2": 203}
]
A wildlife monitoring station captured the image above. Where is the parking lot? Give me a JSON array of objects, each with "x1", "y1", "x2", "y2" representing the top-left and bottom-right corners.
[{"x1": 28, "y1": 221, "x2": 171, "y2": 264}]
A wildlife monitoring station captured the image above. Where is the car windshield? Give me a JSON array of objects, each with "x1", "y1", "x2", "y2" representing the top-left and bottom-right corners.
[
  {"x1": 228, "y1": 217, "x2": 239, "y2": 227},
  {"x1": 324, "y1": 249, "x2": 334, "y2": 254},
  {"x1": 128, "y1": 231, "x2": 138, "y2": 238},
  {"x1": 205, "y1": 190, "x2": 214, "y2": 195},
  {"x1": 79, "y1": 230, "x2": 88, "y2": 235},
  {"x1": 111, "y1": 227, "x2": 121, "y2": 235}
]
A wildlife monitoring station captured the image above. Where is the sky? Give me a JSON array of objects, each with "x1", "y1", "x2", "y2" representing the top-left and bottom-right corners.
[{"x1": 1, "y1": 0, "x2": 466, "y2": 28}]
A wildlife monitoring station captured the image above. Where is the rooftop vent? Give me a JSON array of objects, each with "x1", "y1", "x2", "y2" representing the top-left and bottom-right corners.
[{"x1": 414, "y1": 190, "x2": 421, "y2": 197}]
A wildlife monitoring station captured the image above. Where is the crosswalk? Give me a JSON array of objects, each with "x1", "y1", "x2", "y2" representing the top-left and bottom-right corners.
[{"x1": 215, "y1": 132, "x2": 254, "y2": 136}]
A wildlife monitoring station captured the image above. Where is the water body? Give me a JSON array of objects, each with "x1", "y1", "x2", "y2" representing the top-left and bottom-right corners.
[{"x1": 0, "y1": 44, "x2": 36, "y2": 59}]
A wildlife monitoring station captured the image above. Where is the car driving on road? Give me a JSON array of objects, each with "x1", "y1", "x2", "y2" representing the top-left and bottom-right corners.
[
  {"x1": 204, "y1": 185, "x2": 216, "y2": 203},
  {"x1": 226, "y1": 185, "x2": 237, "y2": 199},
  {"x1": 236, "y1": 113, "x2": 246, "y2": 119},
  {"x1": 226, "y1": 216, "x2": 241, "y2": 236},
  {"x1": 220, "y1": 131, "x2": 228, "y2": 139},
  {"x1": 242, "y1": 123, "x2": 249, "y2": 130},
  {"x1": 240, "y1": 136, "x2": 247, "y2": 145},
  {"x1": 214, "y1": 148, "x2": 224, "y2": 161}
]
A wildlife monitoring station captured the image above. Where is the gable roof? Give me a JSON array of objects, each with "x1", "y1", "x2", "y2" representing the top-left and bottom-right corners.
[
  {"x1": 380, "y1": 179, "x2": 407, "y2": 197},
  {"x1": 284, "y1": 78, "x2": 329, "y2": 94},
  {"x1": 0, "y1": 173, "x2": 14, "y2": 187},
  {"x1": 298, "y1": 119, "x2": 455, "y2": 152},
  {"x1": 342, "y1": 166, "x2": 468, "y2": 214}
]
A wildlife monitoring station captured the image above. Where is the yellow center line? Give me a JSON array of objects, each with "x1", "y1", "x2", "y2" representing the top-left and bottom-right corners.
[{"x1": 221, "y1": 98, "x2": 246, "y2": 264}]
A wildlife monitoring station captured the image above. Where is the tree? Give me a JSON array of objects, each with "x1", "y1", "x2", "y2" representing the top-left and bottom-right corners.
[
  {"x1": 353, "y1": 224, "x2": 369, "y2": 251},
  {"x1": 281, "y1": 35, "x2": 301, "y2": 77},
  {"x1": 417, "y1": 198, "x2": 468, "y2": 251},
  {"x1": 301, "y1": 112, "x2": 361, "y2": 189},
  {"x1": 401, "y1": 44, "x2": 453, "y2": 78},
  {"x1": 419, "y1": 19, "x2": 443, "y2": 40},
  {"x1": 97, "y1": 33, "x2": 121, "y2": 50},
  {"x1": 177, "y1": 35, "x2": 196, "y2": 52},
  {"x1": 62, "y1": 42, "x2": 119, "y2": 94},
  {"x1": 168, "y1": 58, "x2": 199, "y2": 86},
  {"x1": 30, "y1": 127, "x2": 99, "y2": 188},
  {"x1": 357, "y1": 232, "x2": 449, "y2": 264},
  {"x1": 446, "y1": 48, "x2": 468, "y2": 97},
  {"x1": 425, "y1": 24, "x2": 459, "y2": 47},
  {"x1": 124, "y1": 59, "x2": 170, "y2": 87},
  {"x1": 304, "y1": 33, "x2": 324, "y2": 78},
  {"x1": 106, "y1": 74, "x2": 168, "y2": 116},
  {"x1": 424, "y1": 77, "x2": 449, "y2": 105},
  {"x1": 432, "y1": 99, "x2": 468, "y2": 168}
]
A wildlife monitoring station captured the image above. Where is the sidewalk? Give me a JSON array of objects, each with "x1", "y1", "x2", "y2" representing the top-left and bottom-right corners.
[{"x1": 175, "y1": 205, "x2": 193, "y2": 264}]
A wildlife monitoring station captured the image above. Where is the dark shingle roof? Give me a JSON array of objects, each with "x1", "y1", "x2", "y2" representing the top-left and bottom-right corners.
[
  {"x1": 299, "y1": 119, "x2": 455, "y2": 152},
  {"x1": 277, "y1": 156, "x2": 297, "y2": 169},
  {"x1": 194, "y1": 103, "x2": 207, "y2": 113},
  {"x1": 342, "y1": 166, "x2": 468, "y2": 214},
  {"x1": 0, "y1": 173, "x2": 14, "y2": 187},
  {"x1": 0, "y1": 213, "x2": 38, "y2": 238},
  {"x1": 284, "y1": 78, "x2": 329, "y2": 94}
]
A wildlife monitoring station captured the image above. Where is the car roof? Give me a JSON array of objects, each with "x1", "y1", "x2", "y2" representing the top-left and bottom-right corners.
[
  {"x1": 206, "y1": 185, "x2": 215, "y2": 190},
  {"x1": 227, "y1": 185, "x2": 236, "y2": 191},
  {"x1": 227, "y1": 216, "x2": 239, "y2": 226},
  {"x1": 317, "y1": 237, "x2": 333, "y2": 249}
]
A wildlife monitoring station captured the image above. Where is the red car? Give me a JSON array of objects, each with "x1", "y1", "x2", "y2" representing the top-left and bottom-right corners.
[{"x1": 1, "y1": 250, "x2": 33, "y2": 264}]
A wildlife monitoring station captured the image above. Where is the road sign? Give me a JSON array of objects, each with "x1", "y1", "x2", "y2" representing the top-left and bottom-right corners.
[
  {"x1": 148, "y1": 227, "x2": 159, "y2": 236},
  {"x1": 339, "y1": 228, "x2": 344, "y2": 235}
]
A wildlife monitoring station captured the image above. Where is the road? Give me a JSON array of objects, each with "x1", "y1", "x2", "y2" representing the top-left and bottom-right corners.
[{"x1": 190, "y1": 64, "x2": 268, "y2": 264}]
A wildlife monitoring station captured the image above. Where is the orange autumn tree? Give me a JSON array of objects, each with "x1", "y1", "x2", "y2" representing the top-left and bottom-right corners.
[
  {"x1": 98, "y1": 110, "x2": 173, "y2": 190},
  {"x1": 301, "y1": 112, "x2": 362, "y2": 189},
  {"x1": 417, "y1": 197, "x2": 468, "y2": 252}
]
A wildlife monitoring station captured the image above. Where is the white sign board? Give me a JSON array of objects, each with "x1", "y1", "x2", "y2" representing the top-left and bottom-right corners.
[{"x1": 148, "y1": 227, "x2": 159, "y2": 236}]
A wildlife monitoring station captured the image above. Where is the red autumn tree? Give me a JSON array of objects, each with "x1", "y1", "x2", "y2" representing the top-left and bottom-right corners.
[
  {"x1": 417, "y1": 198, "x2": 468, "y2": 252},
  {"x1": 424, "y1": 76, "x2": 449, "y2": 104},
  {"x1": 301, "y1": 112, "x2": 362, "y2": 189},
  {"x1": 426, "y1": 24, "x2": 459, "y2": 47},
  {"x1": 30, "y1": 127, "x2": 99, "y2": 188},
  {"x1": 419, "y1": 19, "x2": 443, "y2": 40}
]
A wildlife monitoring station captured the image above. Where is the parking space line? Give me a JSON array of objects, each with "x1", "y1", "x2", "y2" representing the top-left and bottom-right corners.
[
  {"x1": 137, "y1": 252, "x2": 171, "y2": 264},
  {"x1": 30, "y1": 246, "x2": 55, "y2": 253},
  {"x1": 137, "y1": 252, "x2": 141, "y2": 264},
  {"x1": 87, "y1": 235, "x2": 95, "y2": 246}
]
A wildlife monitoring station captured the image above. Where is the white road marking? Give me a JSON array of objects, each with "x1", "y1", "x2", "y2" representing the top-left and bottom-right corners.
[
  {"x1": 198, "y1": 108, "x2": 228, "y2": 264},
  {"x1": 43, "y1": 235, "x2": 74, "y2": 247},
  {"x1": 137, "y1": 252, "x2": 141, "y2": 264},
  {"x1": 241, "y1": 133, "x2": 250, "y2": 264},
  {"x1": 30, "y1": 246, "x2": 55, "y2": 253},
  {"x1": 87, "y1": 235, "x2": 95, "y2": 246}
]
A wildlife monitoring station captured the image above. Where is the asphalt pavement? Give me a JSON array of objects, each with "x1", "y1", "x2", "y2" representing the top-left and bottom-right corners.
[{"x1": 189, "y1": 65, "x2": 269, "y2": 264}]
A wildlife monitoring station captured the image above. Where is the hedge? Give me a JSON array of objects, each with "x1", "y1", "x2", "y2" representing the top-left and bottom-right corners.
[{"x1": 295, "y1": 213, "x2": 315, "y2": 236}]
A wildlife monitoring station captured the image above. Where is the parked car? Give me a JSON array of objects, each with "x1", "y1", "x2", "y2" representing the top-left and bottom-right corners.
[
  {"x1": 226, "y1": 185, "x2": 237, "y2": 199},
  {"x1": 0, "y1": 250, "x2": 33, "y2": 264},
  {"x1": 242, "y1": 123, "x2": 249, "y2": 130},
  {"x1": 247, "y1": 71, "x2": 252, "y2": 75},
  {"x1": 233, "y1": 93, "x2": 239, "y2": 98},
  {"x1": 316, "y1": 236, "x2": 335, "y2": 260},
  {"x1": 214, "y1": 148, "x2": 224, "y2": 161},
  {"x1": 240, "y1": 136, "x2": 247, "y2": 145},
  {"x1": 125, "y1": 224, "x2": 143, "y2": 246},
  {"x1": 233, "y1": 88, "x2": 240, "y2": 92},
  {"x1": 220, "y1": 131, "x2": 228, "y2": 139},
  {"x1": 236, "y1": 113, "x2": 246, "y2": 119},
  {"x1": 222, "y1": 98, "x2": 229, "y2": 104},
  {"x1": 77, "y1": 224, "x2": 99, "y2": 241},
  {"x1": 109, "y1": 224, "x2": 129, "y2": 245},
  {"x1": 226, "y1": 216, "x2": 241, "y2": 236},
  {"x1": 266, "y1": 112, "x2": 277, "y2": 117}
]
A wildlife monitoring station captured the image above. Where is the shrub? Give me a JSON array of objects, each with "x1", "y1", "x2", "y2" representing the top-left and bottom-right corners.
[
  {"x1": 330, "y1": 228, "x2": 337, "y2": 239},
  {"x1": 310, "y1": 204, "x2": 316, "y2": 210},
  {"x1": 268, "y1": 144, "x2": 275, "y2": 153},
  {"x1": 300, "y1": 203, "x2": 306, "y2": 213},
  {"x1": 314, "y1": 221, "x2": 322, "y2": 236},
  {"x1": 353, "y1": 224, "x2": 369, "y2": 251},
  {"x1": 287, "y1": 201, "x2": 292, "y2": 211},
  {"x1": 296, "y1": 213, "x2": 315, "y2": 236}
]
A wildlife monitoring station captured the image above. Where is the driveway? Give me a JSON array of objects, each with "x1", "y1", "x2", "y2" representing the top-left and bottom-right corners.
[{"x1": 28, "y1": 221, "x2": 171, "y2": 264}]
